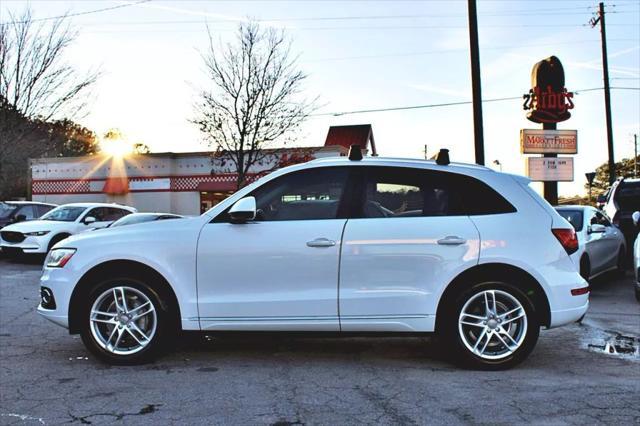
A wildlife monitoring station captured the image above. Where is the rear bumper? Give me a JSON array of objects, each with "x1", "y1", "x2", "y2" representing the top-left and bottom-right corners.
[{"x1": 550, "y1": 300, "x2": 589, "y2": 328}]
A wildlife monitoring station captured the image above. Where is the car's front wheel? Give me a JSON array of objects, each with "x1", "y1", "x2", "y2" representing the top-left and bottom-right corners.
[
  {"x1": 442, "y1": 282, "x2": 539, "y2": 370},
  {"x1": 80, "y1": 278, "x2": 172, "y2": 365}
]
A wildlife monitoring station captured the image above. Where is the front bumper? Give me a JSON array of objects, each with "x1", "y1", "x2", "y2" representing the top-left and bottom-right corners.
[
  {"x1": 37, "y1": 266, "x2": 76, "y2": 329},
  {"x1": 0, "y1": 236, "x2": 47, "y2": 253}
]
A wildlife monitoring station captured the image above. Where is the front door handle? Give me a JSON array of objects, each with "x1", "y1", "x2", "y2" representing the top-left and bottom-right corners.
[
  {"x1": 437, "y1": 236, "x2": 466, "y2": 246},
  {"x1": 306, "y1": 238, "x2": 336, "y2": 248}
]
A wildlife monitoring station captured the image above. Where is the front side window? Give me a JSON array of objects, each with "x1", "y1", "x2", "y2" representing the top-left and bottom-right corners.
[
  {"x1": 41, "y1": 206, "x2": 87, "y2": 222},
  {"x1": 215, "y1": 167, "x2": 349, "y2": 222}
]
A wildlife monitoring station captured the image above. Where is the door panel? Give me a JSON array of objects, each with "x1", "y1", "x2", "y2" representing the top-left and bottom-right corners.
[
  {"x1": 197, "y1": 220, "x2": 346, "y2": 330},
  {"x1": 338, "y1": 166, "x2": 480, "y2": 332},
  {"x1": 339, "y1": 216, "x2": 479, "y2": 331},
  {"x1": 196, "y1": 166, "x2": 351, "y2": 331}
]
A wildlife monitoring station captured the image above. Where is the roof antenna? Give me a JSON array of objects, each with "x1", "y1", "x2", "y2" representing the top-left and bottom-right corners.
[
  {"x1": 436, "y1": 148, "x2": 450, "y2": 166},
  {"x1": 348, "y1": 144, "x2": 363, "y2": 161}
]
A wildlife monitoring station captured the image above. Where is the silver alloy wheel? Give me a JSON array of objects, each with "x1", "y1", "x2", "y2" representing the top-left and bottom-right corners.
[
  {"x1": 458, "y1": 289, "x2": 528, "y2": 360},
  {"x1": 89, "y1": 286, "x2": 157, "y2": 356}
]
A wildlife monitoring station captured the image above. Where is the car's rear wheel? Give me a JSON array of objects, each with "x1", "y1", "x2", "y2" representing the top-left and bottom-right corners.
[
  {"x1": 80, "y1": 277, "x2": 172, "y2": 365},
  {"x1": 442, "y1": 281, "x2": 539, "y2": 370}
]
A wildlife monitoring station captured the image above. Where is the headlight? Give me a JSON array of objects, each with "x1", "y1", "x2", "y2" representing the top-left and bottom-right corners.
[
  {"x1": 45, "y1": 248, "x2": 76, "y2": 268},
  {"x1": 24, "y1": 231, "x2": 50, "y2": 237}
]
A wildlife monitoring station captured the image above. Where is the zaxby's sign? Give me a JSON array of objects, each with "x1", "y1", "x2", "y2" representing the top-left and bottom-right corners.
[{"x1": 522, "y1": 56, "x2": 575, "y2": 124}]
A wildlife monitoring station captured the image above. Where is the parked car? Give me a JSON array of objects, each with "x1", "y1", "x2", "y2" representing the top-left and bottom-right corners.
[
  {"x1": 104, "y1": 213, "x2": 183, "y2": 229},
  {"x1": 0, "y1": 201, "x2": 57, "y2": 230},
  {"x1": 555, "y1": 206, "x2": 626, "y2": 280},
  {"x1": 602, "y1": 178, "x2": 640, "y2": 254},
  {"x1": 37, "y1": 154, "x2": 588, "y2": 369},
  {"x1": 632, "y1": 211, "x2": 640, "y2": 302},
  {"x1": 0, "y1": 203, "x2": 136, "y2": 256}
]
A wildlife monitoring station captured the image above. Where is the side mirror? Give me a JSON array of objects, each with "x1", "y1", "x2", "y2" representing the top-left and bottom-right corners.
[
  {"x1": 13, "y1": 214, "x2": 26, "y2": 223},
  {"x1": 589, "y1": 224, "x2": 606, "y2": 234},
  {"x1": 229, "y1": 197, "x2": 256, "y2": 223},
  {"x1": 84, "y1": 216, "x2": 96, "y2": 225},
  {"x1": 596, "y1": 194, "x2": 606, "y2": 204},
  {"x1": 632, "y1": 211, "x2": 640, "y2": 226}
]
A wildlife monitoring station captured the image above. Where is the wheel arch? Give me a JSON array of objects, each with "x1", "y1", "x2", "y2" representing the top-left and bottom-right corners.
[
  {"x1": 435, "y1": 262, "x2": 551, "y2": 331},
  {"x1": 68, "y1": 259, "x2": 182, "y2": 334},
  {"x1": 48, "y1": 233, "x2": 72, "y2": 251}
]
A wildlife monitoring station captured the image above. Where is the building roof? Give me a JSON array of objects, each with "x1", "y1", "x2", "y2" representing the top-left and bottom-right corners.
[{"x1": 324, "y1": 125, "x2": 377, "y2": 156}]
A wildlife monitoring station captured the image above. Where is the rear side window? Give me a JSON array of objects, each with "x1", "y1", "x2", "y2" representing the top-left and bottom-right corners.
[
  {"x1": 449, "y1": 174, "x2": 517, "y2": 215},
  {"x1": 36, "y1": 205, "x2": 54, "y2": 217},
  {"x1": 359, "y1": 167, "x2": 465, "y2": 218},
  {"x1": 356, "y1": 167, "x2": 514, "y2": 218}
]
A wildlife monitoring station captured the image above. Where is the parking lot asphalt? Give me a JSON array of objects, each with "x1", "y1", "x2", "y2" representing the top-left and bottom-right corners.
[{"x1": 1, "y1": 257, "x2": 639, "y2": 425}]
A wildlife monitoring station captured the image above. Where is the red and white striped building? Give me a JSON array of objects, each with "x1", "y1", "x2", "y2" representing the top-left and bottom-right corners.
[{"x1": 30, "y1": 125, "x2": 377, "y2": 215}]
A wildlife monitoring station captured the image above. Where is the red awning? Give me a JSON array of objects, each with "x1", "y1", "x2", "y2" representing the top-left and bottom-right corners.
[
  {"x1": 197, "y1": 181, "x2": 235, "y2": 192},
  {"x1": 103, "y1": 177, "x2": 129, "y2": 195}
]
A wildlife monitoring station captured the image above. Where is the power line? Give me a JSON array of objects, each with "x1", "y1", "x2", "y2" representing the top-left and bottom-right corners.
[
  {"x1": 0, "y1": 0, "x2": 152, "y2": 26},
  {"x1": 305, "y1": 39, "x2": 637, "y2": 62},
  {"x1": 312, "y1": 87, "x2": 639, "y2": 117}
]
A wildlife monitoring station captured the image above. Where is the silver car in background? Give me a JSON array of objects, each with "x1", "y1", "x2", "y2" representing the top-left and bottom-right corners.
[{"x1": 555, "y1": 206, "x2": 626, "y2": 281}]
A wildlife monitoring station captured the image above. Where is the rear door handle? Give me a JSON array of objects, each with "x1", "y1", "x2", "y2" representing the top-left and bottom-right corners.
[
  {"x1": 306, "y1": 238, "x2": 336, "y2": 248},
  {"x1": 437, "y1": 236, "x2": 466, "y2": 246}
]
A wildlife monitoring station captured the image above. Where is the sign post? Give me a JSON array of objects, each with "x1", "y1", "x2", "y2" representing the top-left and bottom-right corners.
[
  {"x1": 522, "y1": 56, "x2": 576, "y2": 205},
  {"x1": 585, "y1": 172, "x2": 596, "y2": 203}
]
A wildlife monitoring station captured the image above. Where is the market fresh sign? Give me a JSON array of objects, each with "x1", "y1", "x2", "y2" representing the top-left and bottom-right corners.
[
  {"x1": 526, "y1": 157, "x2": 574, "y2": 182},
  {"x1": 520, "y1": 129, "x2": 577, "y2": 154}
]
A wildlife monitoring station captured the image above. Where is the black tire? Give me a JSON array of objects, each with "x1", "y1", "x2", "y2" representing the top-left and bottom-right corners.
[
  {"x1": 47, "y1": 234, "x2": 70, "y2": 252},
  {"x1": 440, "y1": 281, "x2": 540, "y2": 370},
  {"x1": 580, "y1": 256, "x2": 591, "y2": 281},
  {"x1": 79, "y1": 276, "x2": 174, "y2": 365}
]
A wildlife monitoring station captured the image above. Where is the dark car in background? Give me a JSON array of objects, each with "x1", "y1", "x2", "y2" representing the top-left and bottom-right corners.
[
  {"x1": 0, "y1": 201, "x2": 57, "y2": 230},
  {"x1": 603, "y1": 178, "x2": 640, "y2": 255}
]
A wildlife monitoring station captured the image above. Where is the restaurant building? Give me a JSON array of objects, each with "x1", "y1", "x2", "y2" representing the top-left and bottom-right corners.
[{"x1": 29, "y1": 125, "x2": 377, "y2": 215}]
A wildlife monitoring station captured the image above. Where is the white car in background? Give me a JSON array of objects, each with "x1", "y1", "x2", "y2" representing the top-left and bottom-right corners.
[
  {"x1": 0, "y1": 203, "x2": 136, "y2": 256},
  {"x1": 555, "y1": 206, "x2": 626, "y2": 281},
  {"x1": 37, "y1": 153, "x2": 589, "y2": 370}
]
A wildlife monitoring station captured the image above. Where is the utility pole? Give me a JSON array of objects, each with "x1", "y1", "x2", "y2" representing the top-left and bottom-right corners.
[
  {"x1": 467, "y1": 0, "x2": 485, "y2": 166},
  {"x1": 423, "y1": 144, "x2": 428, "y2": 160},
  {"x1": 634, "y1": 134, "x2": 638, "y2": 178},
  {"x1": 590, "y1": 2, "x2": 616, "y2": 184}
]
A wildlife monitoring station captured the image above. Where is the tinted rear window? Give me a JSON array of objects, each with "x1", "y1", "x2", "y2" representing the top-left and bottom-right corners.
[
  {"x1": 615, "y1": 181, "x2": 640, "y2": 211},
  {"x1": 556, "y1": 209, "x2": 583, "y2": 231}
]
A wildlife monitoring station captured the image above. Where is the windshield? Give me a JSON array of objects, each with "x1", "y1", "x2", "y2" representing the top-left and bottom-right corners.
[
  {"x1": 0, "y1": 202, "x2": 18, "y2": 219},
  {"x1": 615, "y1": 181, "x2": 640, "y2": 212},
  {"x1": 40, "y1": 206, "x2": 87, "y2": 222},
  {"x1": 111, "y1": 214, "x2": 157, "y2": 227},
  {"x1": 556, "y1": 209, "x2": 584, "y2": 232}
]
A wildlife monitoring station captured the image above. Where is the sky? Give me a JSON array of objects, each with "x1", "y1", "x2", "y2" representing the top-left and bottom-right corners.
[{"x1": 1, "y1": 0, "x2": 639, "y2": 196}]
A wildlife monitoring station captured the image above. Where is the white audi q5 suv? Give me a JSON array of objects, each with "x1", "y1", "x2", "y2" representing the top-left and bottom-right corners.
[{"x1": 38, "y1": 153, "x2": 589, "y2": 369}]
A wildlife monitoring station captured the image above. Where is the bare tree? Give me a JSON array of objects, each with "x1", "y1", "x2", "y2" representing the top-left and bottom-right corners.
[
  {"x1": 0, "y1": 8, "x2": 98, "y2": 198},
  {"x1": 193, "y1": 23, "x2": 316, "y2": 189}
]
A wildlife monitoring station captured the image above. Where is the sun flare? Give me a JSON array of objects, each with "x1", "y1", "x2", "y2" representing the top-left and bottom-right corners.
[{"x1": 100, "y1": 137, "x2": 134, "y2": 158}]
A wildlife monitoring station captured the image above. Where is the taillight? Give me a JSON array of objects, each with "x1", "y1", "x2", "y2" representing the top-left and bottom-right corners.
[{"x1": 552, "y1": 228, "x2": 579, "y2": 255}]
